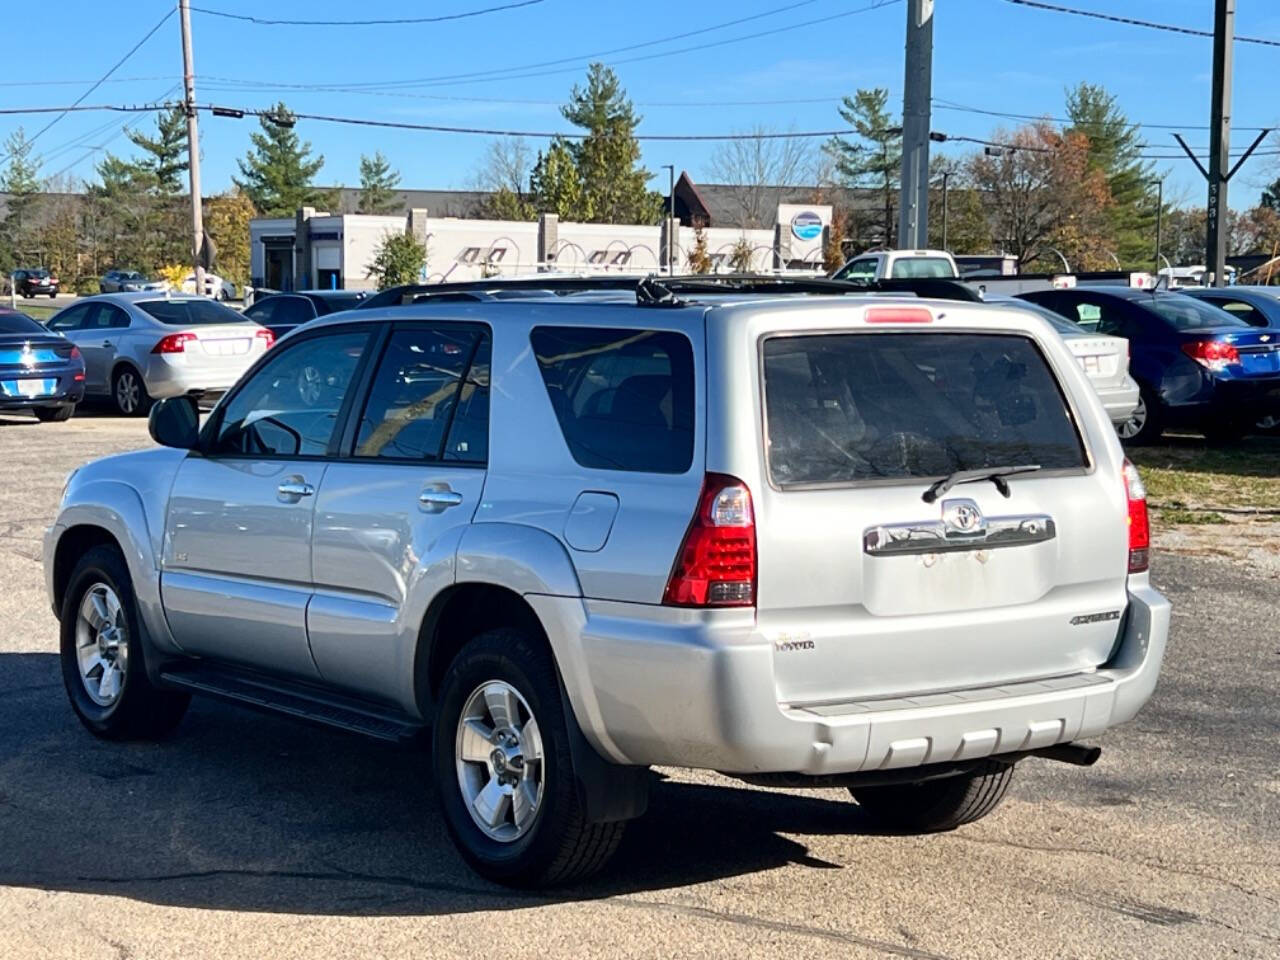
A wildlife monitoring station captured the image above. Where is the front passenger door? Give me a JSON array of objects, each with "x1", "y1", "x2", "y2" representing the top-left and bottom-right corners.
[{"x1": 161, "y1": 327, "x2": 373, "y2": 678}]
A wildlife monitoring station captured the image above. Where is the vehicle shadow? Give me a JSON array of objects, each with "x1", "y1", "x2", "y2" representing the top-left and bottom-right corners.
[{"x1": 0, "y1": 652, "x2": 880, "y2": 915}]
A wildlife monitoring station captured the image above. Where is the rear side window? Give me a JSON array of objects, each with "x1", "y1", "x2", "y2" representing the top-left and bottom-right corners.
[
  {"x1": 762, "y1": 333, "x2": 1086, "y2": 488},
  {"x1": 531, "y1": 326, "x2": 694, "y2": 473},
  {"x1": 1144, "y1": 295, "x2": 1249, "y2": 330}
]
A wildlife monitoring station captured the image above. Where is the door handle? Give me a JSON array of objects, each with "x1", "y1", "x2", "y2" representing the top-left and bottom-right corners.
[
  {"x1": 277, "y1": 479, "x2": 315, "y2": 501},
  {"x1": 101, "y1": 340, "x2": 112, "y2": 348},
  {"x1": 419, "y1": 487, "x2": 464, "y2": 512}
]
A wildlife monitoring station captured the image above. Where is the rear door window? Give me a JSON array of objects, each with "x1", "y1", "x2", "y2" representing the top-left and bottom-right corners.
[
  {"x1": 762, "y1": 332, "x2": 1086, "y2": 488},
  {"x1": 531, "y1": 326, "x2": 695, "y2": 473}
]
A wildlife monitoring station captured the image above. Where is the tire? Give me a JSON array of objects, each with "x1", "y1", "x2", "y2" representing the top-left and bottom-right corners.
[
  {"x1": 59, "y1": 545, "x2": 190, "y2": 740},
  {"x1": 49, "y1": 291, "x2": 57, "y2": 298},
  {"x1": 850, "y1": 758, "x2": 1015, "y2": 832},
  {"x1": 112, "y1": 365, "x2": 152, "y2": 417},
  {"x1": 1115, "y1": 382, "x2": 1163, "y2": 446},
  {"x1": 34, "y1": 405, "x2": 74, "y2": 422},
  {"x1": 432, "y1": 628, "x2": 625, "y2": 887}
]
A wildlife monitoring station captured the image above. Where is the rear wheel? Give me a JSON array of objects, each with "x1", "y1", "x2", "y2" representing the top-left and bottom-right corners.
[
  {"x1": 34, "y1": 404, "x2": 74, "y2": 422},
  {"x1": 432, "y1": 629, "x2": 625, "y2": 887},
  {"x1": 850, "y1": 758, "x2": 1015, "y2": 832},
  {"x1": 113, "y1": 366, "x2": 152, "y2": 417},
  {"x1": 59, "y1": 545, "x2": 189, "y2": 740},
  {"x1": 1115, "y1": 383, "x2": 1163, "y2": 445}
]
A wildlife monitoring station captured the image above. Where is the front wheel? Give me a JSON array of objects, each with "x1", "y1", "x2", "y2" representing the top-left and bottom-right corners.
[
  {"x1": 59, "y1": 545, "x2": 189, "y2": 740},
  {"x1": 432, "y1": 629, "x2": 625, "y2": 887},
  {"x1": 850, "y1": 758, "x2": 1015, "y2": 832}
]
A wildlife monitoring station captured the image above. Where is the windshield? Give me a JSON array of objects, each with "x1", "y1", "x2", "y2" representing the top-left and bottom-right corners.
[
  {"x1": 890, "y1": 257, "x2": 955, "y2": 279},
  {"x1": 137, "y1": 298, "x2": 251, "y2": 326},
  {"x1": 762, "y1": 332, "x2": 1086, "y2": 487},
  {"x1": 1142, "y1": 294, "x2": 1249, "y2": 331},
  {"x1": 0, "y1": 312, "x2": 45, "y2": 335}
]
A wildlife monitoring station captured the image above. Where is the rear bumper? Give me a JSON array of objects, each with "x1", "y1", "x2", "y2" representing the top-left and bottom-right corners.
[
  {"x1": 532, "y1": 580, "x2": 1170, "y2": 775},
  {"x1": 1097, "y1": 377, "x2": 1141, "y2": 424},
  {"x1": 0, "y1": 371, "x2": 84, "y2": 409},
  {"x1": 142, "y1": 355, "x2": 254, "y2": 399}
]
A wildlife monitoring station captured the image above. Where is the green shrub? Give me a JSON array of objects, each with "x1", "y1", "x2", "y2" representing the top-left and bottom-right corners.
[{"x1": 75, "y1": 276, "x2": 100, "y2": 296}]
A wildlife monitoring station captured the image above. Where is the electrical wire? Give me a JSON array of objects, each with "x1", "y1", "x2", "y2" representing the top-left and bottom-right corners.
[
  {"x1": 189, "y1": 0, "x2": 545, "y2": 27},
  {"x1": 932, "y1": 98, "x2": 1272, "y2": 133},
  {"x1": 1002, "y1": 0, "x2": 1280, "y2": 48},
  {"x1": 25, "y1": 6, "x2": 176, "y2": 147}
]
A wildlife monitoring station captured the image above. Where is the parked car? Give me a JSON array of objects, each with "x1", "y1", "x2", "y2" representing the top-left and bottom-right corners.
[
  {"x1": 0, "y1": 308, "x2": 84, "y2": 420},
  {"x1": 46, "y1": 286, "x2": 1169, "y2": 886},
  {"x1": 1018, "y1": 286, "x2": 1280, "y2": 443},
  {"x1": 1180, "y1": 285, "x2": 1280, "y2": 329},
  {"x1": 44, "y1": 293, "x2": 273, "y2": 416},
  {"x1": 241, "y1": 289, "x2": 369, "y2": 340},
  {"x1": 181, "y1": 272, "x2": 237, "y2": 300},
  {"x1": 100, "y1": 270, "x2": 166, "y2": 294},
  {"x1": 832, "y1": 249, "x2": 960, "y2": 281},
  {"x1": 987, "y1": 296, "x2": 1140, "y2": 425},
  {"x1": 12, "y1": 267, "x2": 59, "y2": 298}
]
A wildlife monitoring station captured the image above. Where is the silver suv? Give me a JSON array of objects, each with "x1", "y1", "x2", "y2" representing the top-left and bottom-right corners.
[{"x1": 44, "y1": 284, "x2": 1170, "y2": 886}]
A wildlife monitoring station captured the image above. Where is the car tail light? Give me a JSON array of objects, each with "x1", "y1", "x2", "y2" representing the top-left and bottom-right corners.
[
  {"x1": 1123, "y1": 459, "x2": 1149, "y2": 574},
  {"x1": 865, "y1": 306, "x2": 933, "y2": 324},
  {"x1": 1181, "y1": 339, "x2": 1239, "y2": 371},
  {"x1": 255, "y1": 328, "x2": 275, "y2": 349},
  {"x1": 151, "y1": 332, "x2": 197, "y2": 354},
  {"x1": 69, "y1": 345, "x2": 81, "y2": 360},
  {"x1": 663, "y1": 474, "x2": 756, "y2": 607},
  {"x1": 74, "y1": 371, "x2": 85, "y2": 382}
]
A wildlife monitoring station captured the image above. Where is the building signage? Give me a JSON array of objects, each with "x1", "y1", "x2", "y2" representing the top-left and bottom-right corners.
[{"x1": 791, "y1": 210, "x2": 823, "y2": 242}]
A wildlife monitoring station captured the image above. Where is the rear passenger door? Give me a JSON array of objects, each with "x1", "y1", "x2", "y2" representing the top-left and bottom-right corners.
[{"x1": 308, "y1": 321, "x2": 491, "y2": 702}]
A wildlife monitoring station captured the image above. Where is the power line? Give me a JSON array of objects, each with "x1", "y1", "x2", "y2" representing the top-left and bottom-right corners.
[
  {"x1": 1002, "y1": 0, "x2": 1280, "y2": 48},
  {"x1": 189, "y1": 0, "x2": 545, "y2": 27},
  {"x1": 25, "y1": 6, "x2": 176, "y2": 147},
  {"x1": 932, "y1": 98, "x2": 1272, "y2": 133}
]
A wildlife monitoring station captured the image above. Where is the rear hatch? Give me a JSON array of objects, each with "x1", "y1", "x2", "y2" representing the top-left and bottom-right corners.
[
  {"x1": 749, "y1": 320, "x2": 1129, "y2": 707},
  {"x1": 1225, "y1": 328, "x2": 1280, "y2": 378}
]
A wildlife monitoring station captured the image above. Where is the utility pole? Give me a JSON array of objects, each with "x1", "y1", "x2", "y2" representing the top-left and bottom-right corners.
[
  {"x1": 179, "y1": 0, "x2": 205, "y2": 296},
  {"x1": 661, "y1": 164, "x2": 675, "y2": 275},
  {"x1": 940, "y1": 170, "x2": 950, "y2": 251},
  {"x1": 1206, "y1": 0, "x2": 1232, "y2": 287},
  {"x1": 1153, "y1": 178, "x2": 1163, "y2": 276},
  {"x1": 898, "y1": 0, "x2": 934, "y2": 249}
]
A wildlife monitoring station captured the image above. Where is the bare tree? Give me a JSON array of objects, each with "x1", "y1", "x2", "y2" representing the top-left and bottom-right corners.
[
  {"x1": 475, "y1": 137, "x2": 536, "y2": 219},
  {"x1": 706, "y1": 126, "x2": 809, "y2": 229}
]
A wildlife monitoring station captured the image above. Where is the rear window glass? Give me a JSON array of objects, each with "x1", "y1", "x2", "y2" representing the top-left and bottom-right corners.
[
  {"x1": 763, "y1": 333, "x2": 1086, "y2": 487},
  {"x1": 890, "y1": 257, "x2": 954, "y2": 278},
  {"x1": 1142, "y1": 295, "x2": 1248, "y2": 330},
  {"x1": 0, "y1": 312, "x2": 44, "y2": 334},
  {"x1": 137, "y1": 299, "x2": 250, "y2": 326},
  {"x1": 531, "y1": 326, "x2": 695, "y2": 473}
]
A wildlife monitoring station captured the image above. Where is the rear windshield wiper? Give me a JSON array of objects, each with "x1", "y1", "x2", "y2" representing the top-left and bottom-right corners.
[{"x1": 922, "y1": 465, "x2": 1041, "y2": 503}]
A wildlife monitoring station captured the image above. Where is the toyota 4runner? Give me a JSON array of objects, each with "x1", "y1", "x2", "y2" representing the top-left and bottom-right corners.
[{"x1": 45, "y1": 283, "x2": 1170, "y2": 886}]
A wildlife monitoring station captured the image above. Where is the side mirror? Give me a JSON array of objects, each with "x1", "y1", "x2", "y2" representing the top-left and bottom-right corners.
[{"x1": 148, "y1": 396, "x2": 200, "y2": 450}]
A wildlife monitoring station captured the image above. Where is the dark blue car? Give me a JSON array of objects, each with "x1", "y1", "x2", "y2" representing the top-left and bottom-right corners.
[
  {"x1": 1018, "y1": 286, "x2": 1280, "y2": 444},
  {"x1": 1180, "y1": 285, "x2": 1280, "y2": 330},
  {"x1": 0, "y1": 309, "x2": 85, "y2": 421}
]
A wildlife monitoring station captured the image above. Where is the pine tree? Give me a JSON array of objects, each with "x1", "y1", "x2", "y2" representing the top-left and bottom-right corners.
[
  {"x1": 824, "y1": 88, "x2": 901, "y2": 248},
  {"x1": 1065, "y1": 83, "x2": 1155, "y2": 266},
  {"x1": 233, "y1": 102, "x2": 329, "y2": 216},
  {"x1": 357, "y1": 151, "x2": 402, "y2": 214},
  {"x1": 87, "y1": 153, "x2": 155, "y2": 270},
  {"x1": 123, "y1": 107, "x2": 192, "y2": 266},
  {"x1": 530, "y1": 139, "x2": 585, "y2": 220},
  {"x1": 0, "y1": 127, "x2": 43, "y2": 269},
  {"x1": 127, "y1": 106, "x2": 189, "y2": 195},
  {"x1": 561, "y1": 64, "x2": 661, "y2": 224}
]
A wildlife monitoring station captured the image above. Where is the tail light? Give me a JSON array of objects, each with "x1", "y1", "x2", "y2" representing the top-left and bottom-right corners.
[
  {"x1": 1122, "y1": 459, "x2": 1149, "y2": 574},
  {"x1": 1181, "y1": 339, "x2": 1239, "y2": 371},
  {"x1": 69, "y1": 345, "x2": 80, "y2": 359},
  {"x1": 663, "y1": 474, "x2": 756, "y2": 607},
  {"x1": 255, "y1": 328, "x2": 275, "y2": 349},
  {"x1": 152, "y1": 332, "x2": 197, "y2": 354}
]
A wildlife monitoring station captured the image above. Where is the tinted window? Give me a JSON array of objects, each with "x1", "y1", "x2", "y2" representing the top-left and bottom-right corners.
[
  {"x1": 0, "y1": 312, "x2": 45, "y2": 334},
  {"x1": 763, "y1": 333, "x2": 1086, "y2": 487},
  {"x1": 241, "y1": 299, "x2": 276, "y2": 325},
  {"x1": 1197, "y1": 296, "x2": 1268, "y2": 327},
  {"x1": 890, "y1": 257, "x2": 954, "y2": 278},
  {"x1": 531, "y1": 326, "x2": 695, "y2": 473},
  {"x1": 312, "y1": 293, "x2": 367, "y2": 315},
  {"x1": 445, "y1": 333, "x2": 490, "y2": 463},
  {"x1": 1141, "y1": 294, "x2": 1248, "y2": 331},
  {"x1": 835, "y1": 258, "x2": 877, "y2": 281},
  {"x1": 83, "y1": 304, "x2": 130, "y2": 330},
  {"x1": 270, "y1": 296, "x2": 318, "y2": 326},
  {"x1": 211, "y1": 331, "x2": 369, "y2": 457},
  {"x1": 137, "y1": 298, "x2": 249, "y2": 326},
  {"x1": 1067, "y1": 296, "x2": 1136, "y2": 337},
  {"x1": 48, "y1": 304, "x2": 93, "y2": 332},
  {"x1": 354, "y1": 326, "x2": 480, "y2": 460}
]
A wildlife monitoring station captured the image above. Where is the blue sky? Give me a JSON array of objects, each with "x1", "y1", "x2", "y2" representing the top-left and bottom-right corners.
[{"x1": 6, "y1": 0, "x2": 1280, "y2": 209}]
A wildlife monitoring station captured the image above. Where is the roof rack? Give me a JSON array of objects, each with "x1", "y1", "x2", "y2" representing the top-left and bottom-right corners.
[{"x1": 357, "y1": 273, "x2": 983, "y2": 310}]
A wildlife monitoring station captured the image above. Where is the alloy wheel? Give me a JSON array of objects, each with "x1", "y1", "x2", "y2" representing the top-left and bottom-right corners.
[
  {"x1": 1117, "y1": 395, "x2": 1147, "y2": 440},
  {"x1": 455, "y1": 680, "x2": 545, "y2": 842},
  {"x1": 74, "y1": 582, "x2": 128, "y2": 707},
  {"x1": 116, "y1": 372, "x2": 140, "y2": 414}
]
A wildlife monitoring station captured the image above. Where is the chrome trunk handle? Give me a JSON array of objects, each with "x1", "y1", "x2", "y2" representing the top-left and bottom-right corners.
[{"x1": 865, "y1": 497, "x2": 1055, "y2": 556}]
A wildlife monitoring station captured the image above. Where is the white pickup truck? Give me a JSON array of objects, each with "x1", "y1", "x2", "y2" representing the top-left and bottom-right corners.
[{"x1": 833, "y1": 249, "x2": 960, "y2": 281}]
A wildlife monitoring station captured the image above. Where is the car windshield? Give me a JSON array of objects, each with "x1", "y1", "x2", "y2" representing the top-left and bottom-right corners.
[
  {"x1": 1141, "y1": 294, "x2": 1250, "y2": 330},
  {"x1": 121, "y1": 271, "x2": 144, "y2": 280},
  {"x1": 137, "y1": 298, "x2": 250, "y2": 326},
  {"x1": 0, "y1": 312, "x2": 44, "y2": 334}
]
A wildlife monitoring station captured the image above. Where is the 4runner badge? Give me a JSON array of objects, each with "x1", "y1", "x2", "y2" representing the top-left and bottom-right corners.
[{"x1": 773, "y1": 631, "x2": 815, "y2": 652}]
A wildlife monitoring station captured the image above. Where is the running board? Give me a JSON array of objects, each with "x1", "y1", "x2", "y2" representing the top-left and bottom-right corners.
[{"x1": 160, "y1": 663, "x2": 424, "y2": 743}]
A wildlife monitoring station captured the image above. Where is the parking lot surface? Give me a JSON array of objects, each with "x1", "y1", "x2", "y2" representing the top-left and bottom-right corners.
[{"x1": 1, "y1": 413, "x2": 1277, "y2": 959}]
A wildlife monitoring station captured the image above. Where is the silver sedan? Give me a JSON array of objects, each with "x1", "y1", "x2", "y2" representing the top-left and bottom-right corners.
[{"x1": 45, "y1": 293, "x2": 274, "y2": 415}]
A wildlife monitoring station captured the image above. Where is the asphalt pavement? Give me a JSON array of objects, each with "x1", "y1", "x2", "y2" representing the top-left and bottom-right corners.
[{"x1": 0, "y1": 412, "x2": 1276, "y2": 959}]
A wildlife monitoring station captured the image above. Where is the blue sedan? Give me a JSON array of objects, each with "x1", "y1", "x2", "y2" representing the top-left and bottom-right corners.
[
  {"x1": 0, "y1": 309, "x2": 85, "y2": 421},
  {"x1": 1181, "y1": 285, "x2": 1280, "y2": 329}
]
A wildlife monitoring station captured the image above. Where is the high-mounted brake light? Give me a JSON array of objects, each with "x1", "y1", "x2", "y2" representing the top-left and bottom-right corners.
[
  {"x1": 255, "y1": 328, "x2": 275, "y2": 349},
  {"x1": 1122, "y1": 459, "x2": 1149, "y2": 574},
  {"x1": 1181, "y1": 339, "x2": 1239, "y2": 371},
  {"x1": 663, "y1": 474, "x2": 756, "y2": 607},
  {"x1": 865, "y1": 306, "x2": 933, "y2": 324},
  {"x1": 151, "y1": 332, "x2": 197, "y2": 354}
]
